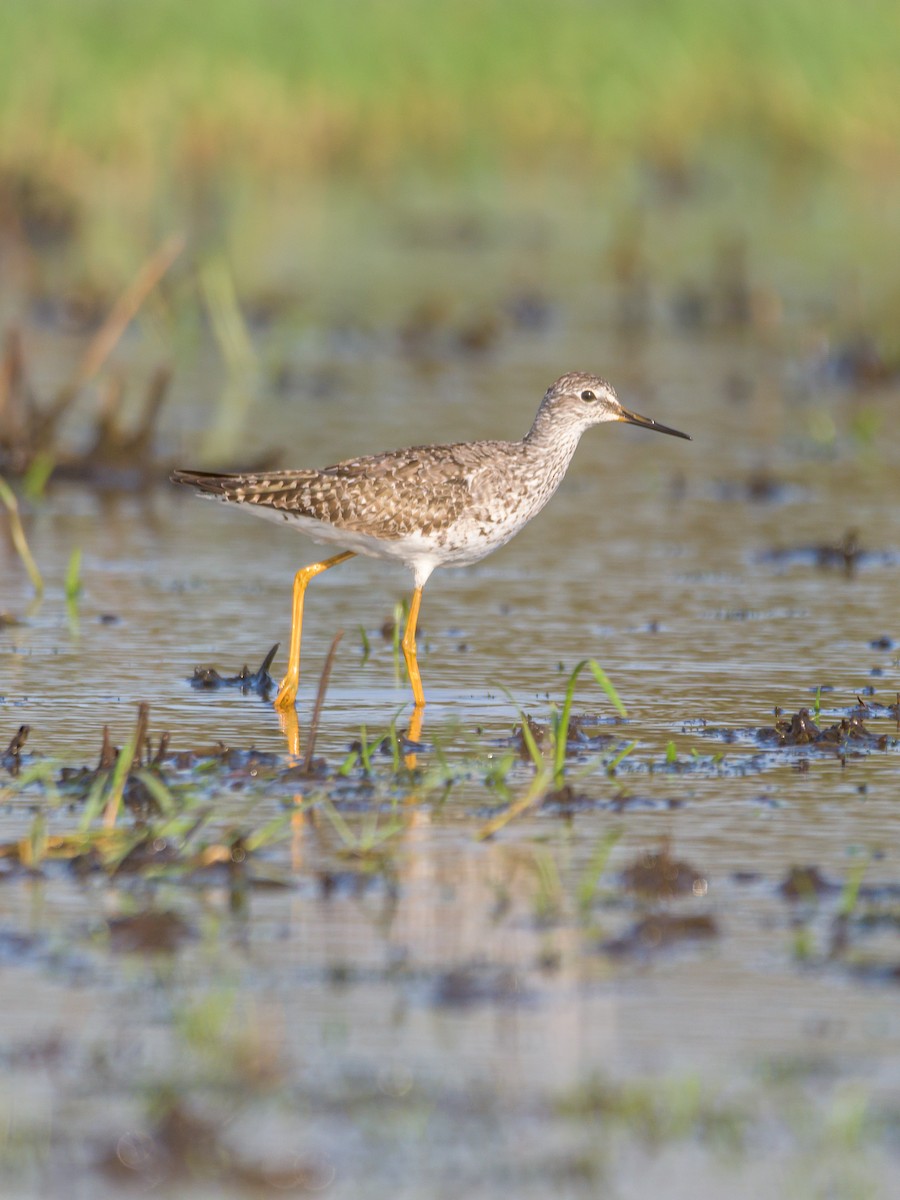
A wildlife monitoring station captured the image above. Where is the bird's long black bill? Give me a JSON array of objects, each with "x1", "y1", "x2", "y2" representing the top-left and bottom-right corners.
[{"x1": 618, "y1": 406, "x2": 691, "y2": 441}]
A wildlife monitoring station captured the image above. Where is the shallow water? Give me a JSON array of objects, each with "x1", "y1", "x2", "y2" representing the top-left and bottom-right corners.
[{"x1": 2, "y1": 202, "x2": 900, "y2": 1197}]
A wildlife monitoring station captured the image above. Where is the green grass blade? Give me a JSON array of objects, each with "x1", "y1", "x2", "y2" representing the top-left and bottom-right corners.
[
  {"x1": 576, "y1": 828, "x2": 623, "y2": 916},
  {"x1": 552, "y1": 659, "x2": 627, "y2": 781},
  {"x1": 586, "y1": 660, "x2": 627, "y2": 718},
  {"x1": 497, "y1": 685, "x2": 545, "y2": 773},
  {"x1": 359, "y1": 625, "x2": 371, "y2": 665},
  {"x1": 338, "y1": 749, "x2": 360, "y2": 776},
  {"x1": 476, "y1": 765, "x2": 554, "y2": 840},
  {"x1": 838, "y1": 855, "x2": 870, "y2": 917},
  {"x1": 0, "y1": 474, "x2": 43, "y2": 597},
  {"x1": 65, "y1": 547, "x2": 82, "y2": 601},
  {"x1": 102, "y1": 705, "x2": 148, "y2": 828},
  {"x1": 131, "y1": 769, "x2": 177, "y2": 816},
  {"x1": 22, "y1": 453, "x2": 55, "y2": 501},
  {"x1": 607, "y1": 741, "x2": 637, "y2": 775},
  {"x1": 319, "y1": 798, "x2": 355, "y2": 848},
  {"x1": 79, "y1": 771, "x2": 110, "y2": 832}
]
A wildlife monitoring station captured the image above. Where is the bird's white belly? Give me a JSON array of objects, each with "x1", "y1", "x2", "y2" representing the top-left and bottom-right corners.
[{"x1": 229, "y1": 498, "x2": 526, "y2": 582}]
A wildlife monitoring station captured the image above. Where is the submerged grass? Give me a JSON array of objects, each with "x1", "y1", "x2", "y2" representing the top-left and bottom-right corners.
[
  {"x1": 318, "y1": 797, "x2": 408, "y2": 864},
  {"x1": 6, "y1": 757, "x2": 293, "y2": 884},
  {"x1": 551, "y1": 660, "x2": 626, "y2": 783},
  {"x1": 480, "y1": 661, "x2": 628, "y2": 837},
  {"x1": 555, "y1": 1072, "x2": 747, "y2": 1152}
]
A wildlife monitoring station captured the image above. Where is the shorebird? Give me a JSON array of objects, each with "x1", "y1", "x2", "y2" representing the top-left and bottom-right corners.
[{"x1": 172, "y1": 371, "x2": 690, "y2": 710}]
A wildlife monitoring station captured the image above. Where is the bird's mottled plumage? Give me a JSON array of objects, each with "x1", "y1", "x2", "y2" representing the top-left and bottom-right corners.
[
  {"x1": 172, "y1": 372, "x2": 687, "y2": 584},
  {"x1": 171, "y1": 372, "x2": 690, "y2": 709}
]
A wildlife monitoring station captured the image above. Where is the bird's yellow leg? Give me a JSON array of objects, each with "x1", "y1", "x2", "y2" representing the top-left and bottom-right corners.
[
  {"x1": 401, "y1": 586, "x2": 426, "y2": 708},
  {"x1": 274, "y1": 551, "x2": 355, "y2": 711}
]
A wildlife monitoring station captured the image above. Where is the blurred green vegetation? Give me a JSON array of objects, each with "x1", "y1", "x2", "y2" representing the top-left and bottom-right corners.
[
  {"x1": 2, "y1": 0, "x2": 899, "y2": 306},
  {"x1": 1, "y1": 0, "x2": 898, "y2": 190}
]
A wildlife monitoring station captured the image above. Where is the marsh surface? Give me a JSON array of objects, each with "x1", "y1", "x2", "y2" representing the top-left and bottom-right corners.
[{"x1": 2, "y1": 189, "x2": 900, "y2": 1198}]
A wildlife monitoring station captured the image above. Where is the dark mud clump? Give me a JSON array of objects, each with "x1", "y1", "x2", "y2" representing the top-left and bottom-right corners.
[
  {"x1": 189, "y1": 644, "x2": 279, "y2": 699},
  {"x1": 776, "y1": 862, "x2": 900, "y2": 986},
  {"x1": 605, "y1": 791, "x2": 685, "y2": 812},
  {"x1": 758, "y1": 530, "x2": 900, "y2": 578},
  {"x1": 620, "y1": 846, "x2": 706, "y2": 900},
  {"x1": 431, "y1": 964, "x2": 530, "y2": 1009},
  {"x1": 1, "y1": 711, "x2": 304, "y2": 892},
  {"x1": 602, "y1": 912, "x2": 719, "y2": 956},
  {"x1": 2, "y1": 725, "x2": 29, "y2": 776},
  {"x1": 702, "y1": 698, "x2": 897, "y2": 755},
  {"x1": 500, "y1": 714, "x2": 552, "y2": 761},
  {"x1": 499, "y1": 712, "x2": 617, "y2": 763},
  {"x1": 55, "y1": 712, "x2": 170, "y2": 816},
  {"x1": 767, "y1": 709, "x2": 889, "y2": 750},
  {"x1": 711, "y1": 469, "x2": 797, "y2": 504},
  {"x1": 98, "y1": 1096, "x2": 332, "y2": 1191},
  {"x1": 869, "y1": 635, "x2": 895, "y2": 652},
  {"x1": 591, "y1": 846, "x2": 716, "y2": 958},
  {"x1": 106, "y1": 910, "x2": 195, "y2": 954},
  {"x1": 779, "y1": 866, "x2": 841, "y2": 901},
  {"x1": 807, "y1": 334, "x2": 899, "y2": 389},
  {"x1": 0, "y1": 166, "x2": 81, "y2": 247}
]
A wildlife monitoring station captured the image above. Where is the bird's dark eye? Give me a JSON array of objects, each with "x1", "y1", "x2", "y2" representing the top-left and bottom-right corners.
[{"x1": 580, "y1": 389, "x2": 596, "y2": 402}]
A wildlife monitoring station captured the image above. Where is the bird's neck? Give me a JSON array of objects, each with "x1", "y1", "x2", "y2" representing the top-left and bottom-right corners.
[{"x1": 523, "y1": 409, "x2": 584, "y2": 479}]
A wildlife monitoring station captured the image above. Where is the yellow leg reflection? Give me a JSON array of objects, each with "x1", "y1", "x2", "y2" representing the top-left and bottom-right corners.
[
  {"x1": 279, "y1": 705, "x2": 302, "y2": 759},
  {"x1": 403, "y1": 704, "x2": 425, "y2": 771},
  {"x1": 401, "y1": 585, "x2": 426, "y2": 708},
  {"x1": 274, "y1": 551, "x2": 355, "y2": 711}
]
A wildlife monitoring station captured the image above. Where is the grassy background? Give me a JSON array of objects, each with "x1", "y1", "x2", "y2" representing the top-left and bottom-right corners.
[
  {"x1": 2, "y1": 0, "x2": 899, "y2": 313},
  {"x1": 2, "y1": 0, "x2": 899, "y2": 187}
]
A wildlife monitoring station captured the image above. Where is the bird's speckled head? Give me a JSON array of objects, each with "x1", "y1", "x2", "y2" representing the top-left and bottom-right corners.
[{"x1": 529, "y1": 371, "x2": 691, "y2": 442}]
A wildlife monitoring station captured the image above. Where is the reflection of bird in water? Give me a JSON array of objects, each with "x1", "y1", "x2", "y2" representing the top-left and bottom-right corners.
[{"x1": 172, "y1": 371, "x2": 690, "y2": 711}]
